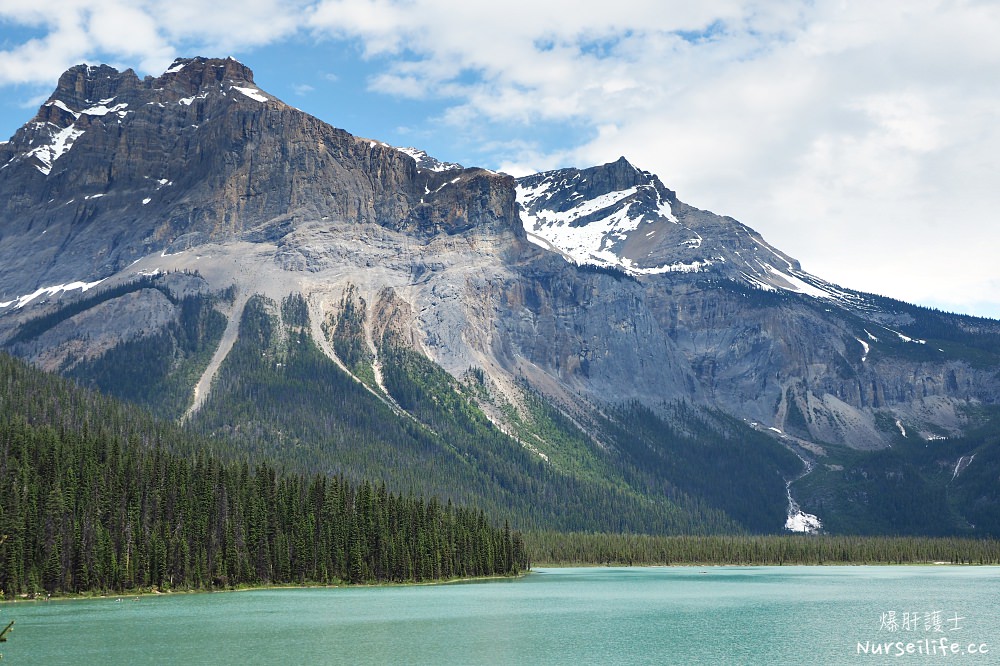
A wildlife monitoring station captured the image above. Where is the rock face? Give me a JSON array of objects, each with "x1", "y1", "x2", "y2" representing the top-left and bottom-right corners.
[
  {"x1": 0, "y1": 57, "x2": 521, "y2": 300},
  {"x1": 2, "y1": 56, "x2": 1000, "y2": 463}
]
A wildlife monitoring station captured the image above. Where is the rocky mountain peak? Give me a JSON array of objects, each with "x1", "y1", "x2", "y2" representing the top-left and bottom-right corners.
[
  {"x1": 48, "y1": 64, "x2": 141, "y2": 112},
  {"x1": 518, "y1": 157, "x2": 660, "y2": 206},
  {"x1": 397, "y1": 147, "x2": 464, "y2": 172},
  {"x1": 154, "y1": 56, "x2": 256, "y2": 96},
  {"x1": 594, "y1": 155, "x2": 649, "y2": 191},
  {"x1": 0, "y1": 56, "x2": 527, "y2": 300},
  {"x1": 515, "y1": 157, "x2": 679, "y2": 269},
  {"x1": 515, "y1": 155, "x2": 858, "y2": 302},
  {"x1": 517, "y1": 156, "x2": 674, "y2": 216}
]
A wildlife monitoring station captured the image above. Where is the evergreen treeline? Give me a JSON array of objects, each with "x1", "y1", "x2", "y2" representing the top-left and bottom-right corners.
[
  {"x1": 526, "y1": 531, "x2": 1000, "y2": 566},
  {"x1": 0, "y1": 353, "x2": 527, "y2": 597}
]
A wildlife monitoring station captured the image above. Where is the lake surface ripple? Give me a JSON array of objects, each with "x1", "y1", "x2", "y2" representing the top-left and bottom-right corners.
[{"x1": 3, "y1": 566, "x2": 998, "y2": 664}]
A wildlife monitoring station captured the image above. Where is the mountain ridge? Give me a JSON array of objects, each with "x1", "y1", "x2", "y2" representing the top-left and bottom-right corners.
[{"x1": 3, "y1": 57, "x2": 1000, "y2": 536}]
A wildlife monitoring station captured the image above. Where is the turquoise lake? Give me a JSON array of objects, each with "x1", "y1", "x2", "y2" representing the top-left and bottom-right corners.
[{"x1": 2, "y1": 566, "x2": 998, "y2": 664}]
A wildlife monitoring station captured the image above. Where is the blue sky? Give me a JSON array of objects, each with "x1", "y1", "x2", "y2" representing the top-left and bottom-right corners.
[{"x1": 2, "y1": 1, "x2": 999, "y2": 319}]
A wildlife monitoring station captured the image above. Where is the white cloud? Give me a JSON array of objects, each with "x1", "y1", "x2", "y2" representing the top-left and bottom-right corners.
[
  {"x1": 362, "y1": 0, "x2": 998, "y2": 317},
  {"x1": 154, "y1": 0, "x2": 307, "y2": 53},
  {"x1": 85, "y1": 3, "x2": 175, "y2": 72},
  {"x1": 0, "y1": 0, "x2": 309, "y2": 85},
  {"x1": 1, "y1": 0, "x2": 998, "y2": 315},
  {"x1": 0, "y1": 6, "x2": 94, "y2": 85}
]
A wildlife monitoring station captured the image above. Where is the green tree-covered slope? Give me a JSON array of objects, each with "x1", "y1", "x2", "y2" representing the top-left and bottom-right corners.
[{"x1": 0, "y1": 353, "x2": 527, "y2": 597}]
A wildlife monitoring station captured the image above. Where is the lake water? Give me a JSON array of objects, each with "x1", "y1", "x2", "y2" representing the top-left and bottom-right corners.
[{"x1": 2, "y1": 566, "x2": 998, "y2": 664}]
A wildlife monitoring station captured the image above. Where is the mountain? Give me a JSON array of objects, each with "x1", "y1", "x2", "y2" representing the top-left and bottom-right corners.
[
  {"x1": 516, "y1": 158, "x2": 1000, "y2": 443},
  {"x1": 519, "y1": 156, "x2": 837, "y2": 289},
  {"x1": 2, "y1": 57, "x2": 1000, "y2": 537}
]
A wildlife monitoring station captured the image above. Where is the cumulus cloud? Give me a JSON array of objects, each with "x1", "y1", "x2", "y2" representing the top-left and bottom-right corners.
[
  {"x1": 1, "y1": 0, "x2": 998, "y2": 315},
  {"x1": 0, "y1": 0, "x2": 307, "y2": 84}
]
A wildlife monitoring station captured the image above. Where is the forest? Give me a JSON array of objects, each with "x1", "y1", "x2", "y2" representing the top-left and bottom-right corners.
[
  {"x1": 0, "y1": 353, "x2": 527, "y2": 597},
  {"x1": 526, "y1": 531, "x2": 1000, "y2": 566}
]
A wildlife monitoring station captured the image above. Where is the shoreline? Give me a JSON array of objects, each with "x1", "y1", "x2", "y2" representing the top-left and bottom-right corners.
[
  {"x1": 530, "y1": 560, "x2": 985, "y2": 569},
  {"x1": 0, "y1": 572, "x2": 530, "y2": 605},
  {"x1": 7, "y1": 561, "x2": 989, "y2": 605}
]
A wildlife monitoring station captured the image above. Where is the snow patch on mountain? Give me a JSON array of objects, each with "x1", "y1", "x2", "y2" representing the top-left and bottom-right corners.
[
  {"x1": 397, "y1": 147, "x2": 463, "y2": 172},
  {"x1": 682, "y1": 232, "x2": 703, "y2": 249},
  {"x1": 0, "y1": 278, "x2": 105, "y2": 310},
  {"x1": 82, "y1": 101, "x2": 129, "y2": 118},
  {"x1": 45, "y1": 99, "x2": 76, "y2": 115},
  {"x1": 756, "y1": 261, "x2": 832, "y2": 298},
  {"x1": 27, "y1": 124, "x2": 86, "y2": 175},
  {"x1": 786, "y1": 468, "x2": 822, "y2": 534},
  {"x1": 884, "y1": 326, "x2": 926, "y2": 345},
  {"x1": 232, "y1": 86, "x2": 268, "y2": 103},
  {"x1": 178, "y1": 92, "x2": 209, "y2": 106},
  {"x1": 951, "y1": 454, "x2": 974, "y2": 481},
  {"x1": 45, "y1": 97, "x2": 129, "y2": 120},
  {"x1": 625, "y1": 258, "x2": 716, "y2": 274},
  {"x1": 164, "y1": 60, "x2": 188, "y2": 74},
  {"x1": 518, "y1": 183, "x2": 651, "y2": 268}
]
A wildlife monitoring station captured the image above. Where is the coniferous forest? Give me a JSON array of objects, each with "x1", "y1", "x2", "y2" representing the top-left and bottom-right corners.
[
  {"x1": 525, "y1": 531, "x2": 1000, "y2": 566},
  {"x1": 0, "y1": 353, "x2": 527, "y2": 597}
]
